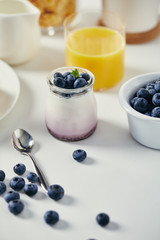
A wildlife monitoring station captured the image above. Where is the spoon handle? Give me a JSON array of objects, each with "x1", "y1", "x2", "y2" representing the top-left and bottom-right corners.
[{"x1": 27, "y1": 152, "x2": 49, "y2": 192}]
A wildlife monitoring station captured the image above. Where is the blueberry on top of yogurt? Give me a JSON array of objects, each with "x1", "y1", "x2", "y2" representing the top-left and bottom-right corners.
[
  {"x1": 53, "y1": 69, "x2": 89, "y2": 89},
  {"x1": 130, "y1": 79, "x2": 160, "y2": 118}
]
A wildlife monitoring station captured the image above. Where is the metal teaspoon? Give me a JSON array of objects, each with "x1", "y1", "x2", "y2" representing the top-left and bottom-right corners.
[{"x1": 12, "y1": 128, "x2": 49, "y2": 192}]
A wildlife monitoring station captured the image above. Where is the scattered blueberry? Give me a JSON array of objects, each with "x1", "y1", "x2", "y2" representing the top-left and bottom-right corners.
[
  {"x1": 10, "y1": 177, "x2": 25, "y2": 191},
  {"x1": 54, "y1": 77, "x2": 66, "y2": 88},
  {"x1": 133, "y1": 98, "x2": 148, "y2": 113},
  {"x1": 151, "y1": 107, "x2": 160, "y2": 118},
  {"x1": 44, "y1": 210, "x2": 59, "y2": 225},
  {"x1": 152, "y1": 93, "x2": 160, "y2": 106},
  {"x1": 4, "y1": 191, "x2": 20, "y2": 203},
  {"x1": 24, "y1": 183, "x2": 38, "y2": 197},
  {"x1": 8, "y1": 199, "x2": 24, "y2": 215},
  {"x1": 74, "y1": 78, "x2": 87, "y2": 88},
  {"x1": 79, "y1": 72, "x2": 90, "y2": 81},
  {"x1": 54, "y1": 72, "x2": 63, "y2": 78},
  {"x1": 96, "y1": 213, "x2": 110, "y2": 227},
  {"x1": 154, "y1": 81, "x2": 160, "y2": 92},
  {"x1": 0, "y1": 181, "x2": 6, "y2": 195},
  {"x1": 73, "y1": 149, "x2": 87, "y2": 162},
  {"x1": 27, "y1": 172, "x2": 38, "y2": 183},
  {"x1": 13, "y1": 163, "x2": 26, "y2": 175},
  {"x1": 48, "y1": 184, "x2": 64, "y2": 201},
  {"x1": 0, "y1": 170, "x2": 5, "y2": 181},
  {"x1": 137, "y1": 88, "x2": 150, "y2": 100}
]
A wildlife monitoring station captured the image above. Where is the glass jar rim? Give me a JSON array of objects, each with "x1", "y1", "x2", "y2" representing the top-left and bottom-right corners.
[
  {"x1": 47, "y1": 66, "x2": 95, "y2": 94},
  {"x1": 64, "y1": 9, "x2": 126, "y2": 31}
]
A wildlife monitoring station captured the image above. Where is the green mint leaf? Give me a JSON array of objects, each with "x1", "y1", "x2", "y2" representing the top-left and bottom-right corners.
[{"x1": 71, "y1": 69, "x2": 79, "y2": 78}]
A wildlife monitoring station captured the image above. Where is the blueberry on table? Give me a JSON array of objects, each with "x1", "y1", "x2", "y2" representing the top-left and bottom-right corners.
[
  {"x1": 0, "y1": 170, "x2": 5, "y2": 181},
  {"x1": 73, "y1": 78, "x2": 87, "y2": 88},
  {"x1": 10, "y1": 177, "x2": 25, "y2": 191},
  {"x1": 54, "y1": 77, "x2": 66, "y2": 88},
  {"x1": 44, "y1": 210, "x2": 59, "y2": 225},
  {"x1": 96, "y1": 213, "x2": 110, "y2": 227},
  {"x1": 73, "y1": 149, "x2": 87, "y2": 162},
  {"x1": 151, "y1": 107, "x2": 160, "y2": 118},
  {"x1": 13, "y1": 163, "x2": 26, "y2": 175},
  {"x1": 4, "y1": 191, "x2": 20, "y2": 203},
  {"x1": 27, "y1": 172, "x2": 38, "y2": 183},
  {"x1": 48, "y1": 184, "x2": 64, "y2": 201},
  {"x1": 0, "y1": 181, "x2": 6, "y2": 195},
  {"x1": 24, "y1": 183, "x2": 38, "y2": 197},
  {"x1": 152, "y1": 93, "x2": 160, "y2": 106},
  {"x1": 8, "y1": 199, "x2": 24, "y2": 215},
  {"x1": 54, "y1": 72, "x2": 63, "y2": 78},
  {"x1": 79, "y1": 72, "x2": 90, "y2": 81},
  {"x1": 133, "y1": 98, "x2": 148, "y2": 113}
]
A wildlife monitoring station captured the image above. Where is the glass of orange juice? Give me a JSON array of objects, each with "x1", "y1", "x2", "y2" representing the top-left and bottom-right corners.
[{"x1": 64, "y1": 10, "x2": 125, "y2": 91}]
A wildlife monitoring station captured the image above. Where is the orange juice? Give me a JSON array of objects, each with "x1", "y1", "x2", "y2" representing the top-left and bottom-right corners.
[{"x1": 65, "y1": 26, "x2": 125, "y2": 90}]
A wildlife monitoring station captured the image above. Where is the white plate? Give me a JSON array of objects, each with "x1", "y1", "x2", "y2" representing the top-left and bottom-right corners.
[{"x1": 0, "y1": 60, "x2": 20, "y2": 120}]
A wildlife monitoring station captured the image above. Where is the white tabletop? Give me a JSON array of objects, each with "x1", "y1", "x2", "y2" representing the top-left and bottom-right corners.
[{"x1": 1, "y1": 2, "x2": 160, "y2": 240}]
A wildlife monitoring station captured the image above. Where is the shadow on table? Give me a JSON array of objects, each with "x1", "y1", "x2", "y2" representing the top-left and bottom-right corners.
[
  {"x1": 105, "y1": 67, "x2": 146, "y2": 95},
  {"x1": 0, "y1": 78, "x2": 33, "y2": 144},
  {"x1": 14, "y1": 38, "x2": 65, "y2": 72},
  {"x1": 73, "y1": 119, "x2": 140, "y2": 150}
]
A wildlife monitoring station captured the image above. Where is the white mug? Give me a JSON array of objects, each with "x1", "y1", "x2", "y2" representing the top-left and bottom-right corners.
[
  {"x1": 102, "y1": 0, "x2": 160, "y2": 33},
  {"x1": 0, "y1": 0, "x2": 41, "y2": 65}
]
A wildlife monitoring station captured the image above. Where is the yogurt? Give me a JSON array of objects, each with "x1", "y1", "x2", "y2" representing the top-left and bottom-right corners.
[{"x1": 45, "y1": 67, "x2": 97, "y2": 141}]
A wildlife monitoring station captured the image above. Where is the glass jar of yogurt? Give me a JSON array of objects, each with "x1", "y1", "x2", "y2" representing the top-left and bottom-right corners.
[{"x1": 45, "y1": 67, "x2": 97, "y2": 141}]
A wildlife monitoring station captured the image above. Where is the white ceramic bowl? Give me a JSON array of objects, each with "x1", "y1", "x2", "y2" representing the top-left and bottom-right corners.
[{"x1": 119, "y1": 72, "x2": 160, "y2": 149}]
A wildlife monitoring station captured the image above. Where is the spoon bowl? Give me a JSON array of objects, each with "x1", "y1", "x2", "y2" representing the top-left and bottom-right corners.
[{"x1": 12, "y1": 128, "x2": 34, "y2": 153}]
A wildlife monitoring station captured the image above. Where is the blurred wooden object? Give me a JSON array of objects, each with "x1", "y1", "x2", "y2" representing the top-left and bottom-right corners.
[{"x1": 126, "y1": 21, "x2": 160, "y2": 44}]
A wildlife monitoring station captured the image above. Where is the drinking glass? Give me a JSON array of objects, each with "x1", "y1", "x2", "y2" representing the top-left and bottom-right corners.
[{"x1": 64, "y1": 10, "x2": 125, "y2": 90}]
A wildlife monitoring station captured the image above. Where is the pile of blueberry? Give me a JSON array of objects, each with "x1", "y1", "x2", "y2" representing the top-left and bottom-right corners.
[
  {"x1": 53, "y1": 69, "x2": 90, "y2": 89},
  {"x1": 0, "y1": 163, "x2": 64, "y2": 225},
  {"x1": 0, "y1": 149, "x2": 110, "y2": 234},
  {"x1": 130, "y1": 79, "x2": 160, "y2": 117}
]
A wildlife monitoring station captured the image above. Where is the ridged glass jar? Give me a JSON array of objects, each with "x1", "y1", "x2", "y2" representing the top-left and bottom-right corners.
[{"x1": 45, "y1": 67, "x2": 97, "y2": 141}]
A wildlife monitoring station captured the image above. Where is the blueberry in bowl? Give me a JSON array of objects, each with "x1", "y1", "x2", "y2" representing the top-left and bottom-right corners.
[{"x1": 119, "y1": 72, "x2": 160, "y2": 149}]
